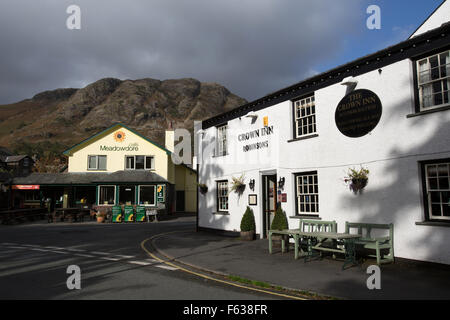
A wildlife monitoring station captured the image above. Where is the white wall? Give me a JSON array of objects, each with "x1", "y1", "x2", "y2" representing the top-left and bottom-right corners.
[
  {"x1": 410, "y1": 0, "x2": 450, "y2": 38},
  {"x1": 198, "y1": 57, "x2": 450, "y2": 264}
]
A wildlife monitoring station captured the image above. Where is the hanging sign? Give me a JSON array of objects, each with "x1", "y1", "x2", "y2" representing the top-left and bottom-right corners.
[
  {"x1": 157, "y1": 185, "x2": 165, "y2": 203},
  {"x1": 12, "y1": 185, "x2": 40, "y2": 190},
  {"x1": 335, "y1": 89, "x2": 382, "y2": 138}
]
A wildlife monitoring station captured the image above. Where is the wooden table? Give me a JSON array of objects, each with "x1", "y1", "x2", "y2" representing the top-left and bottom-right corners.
[
  {"x1": 52, "y1": 208, "x2": 90, "y2": 223},
  {"x1": 269, "y1": 230, "x2": 361, "y2": 270}
]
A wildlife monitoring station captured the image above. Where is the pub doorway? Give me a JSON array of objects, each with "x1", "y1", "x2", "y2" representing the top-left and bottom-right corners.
[{"x1": 262, "y1": 174, "x2": 277, "y2": 238}]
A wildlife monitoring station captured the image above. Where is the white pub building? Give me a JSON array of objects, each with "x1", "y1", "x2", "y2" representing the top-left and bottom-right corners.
[{"x1": 197, "y1": 2, "x2": 450, "y2": 265}]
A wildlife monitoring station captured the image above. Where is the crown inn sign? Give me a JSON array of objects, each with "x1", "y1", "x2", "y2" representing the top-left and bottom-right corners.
[{"x1": 335, "y1": 89, "x2": 382, "y2": 138}]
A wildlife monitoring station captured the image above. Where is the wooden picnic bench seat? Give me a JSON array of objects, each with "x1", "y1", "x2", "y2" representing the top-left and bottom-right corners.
[
  {"x1": 269, "y1": 219, "x2": 337, "y2": 256},
  {"x1": 345, "y1": 222, "x2": 394, "y2": 265}
]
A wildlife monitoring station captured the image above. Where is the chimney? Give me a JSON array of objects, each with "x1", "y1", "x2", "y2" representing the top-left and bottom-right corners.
[{"x1": 165, "y1": 122, "x2": 174, "y2": 153}]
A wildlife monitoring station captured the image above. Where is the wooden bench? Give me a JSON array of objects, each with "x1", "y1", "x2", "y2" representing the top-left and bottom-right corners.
[
  {"x1": 345, "y1": 222, "x2": 394, "y2": 265},
  {"x1": 269, "y1": 219, "x2": 337, "y2": 258}
]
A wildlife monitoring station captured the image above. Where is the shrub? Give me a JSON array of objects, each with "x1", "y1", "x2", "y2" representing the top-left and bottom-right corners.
[
  {"x1": 270, "y1": 205, "x2": 288, "y2": 231},
  {"x1": 240, "y1": 206, "x2": 256, "y2": 232}
]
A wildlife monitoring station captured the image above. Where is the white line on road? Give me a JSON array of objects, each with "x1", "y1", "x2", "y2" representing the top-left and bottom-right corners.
[
  {"x1": 91, "y1": 251, "x2": 111, "y2": 256},
  {"x1": 66, "y1": 248, "x2": 87, "y2": 252},
  {"x1": 114, "y1": 255, "x2": 135, "y2": 259},
  {"x1": 128, "y1": 260, "x2": 151, "y2": 266},
  {"x1": 100, "y1": 257, "x2": 120, "y2": 261}
]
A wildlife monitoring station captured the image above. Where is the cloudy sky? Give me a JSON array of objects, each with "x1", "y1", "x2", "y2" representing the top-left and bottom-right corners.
[{"x1": 0, "y1": 0, "x2": 444, "y2": 104}]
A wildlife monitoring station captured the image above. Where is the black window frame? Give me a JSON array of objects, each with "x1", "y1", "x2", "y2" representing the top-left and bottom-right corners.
[
  {"x1": 420, "y1": 158, "x2": 450, "y2": 223},
  {"x1": 412, "y1": 45, "x2": 450, "y2": 114},
  {"x1": 294, "y1": 171, "x2": 319, "y2": 217},
  {"x1": 216, "y1": 180, "x2": 229, "y2": 213},
  {"x1": 291, "y1": 92, "x2": 317, "y2": 140}
]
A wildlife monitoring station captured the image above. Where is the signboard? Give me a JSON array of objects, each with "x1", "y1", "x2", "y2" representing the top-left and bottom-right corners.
[
  {"x1": 335, "y1": 89, "x2": 382, "y2": 138},
  {"x1": 12, "y1": 185, "x2": 39, "y2": 190},
  {"x1": 248, "y1": 194, "x2": 257, "y2": 206},
  {"x1": 157, "y1": 185, "x2": 165, "y2": 203}
]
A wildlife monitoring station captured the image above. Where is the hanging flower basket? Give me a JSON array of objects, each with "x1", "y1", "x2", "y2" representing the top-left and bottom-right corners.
[
  {"x1": 198, "y1": 183, "x2": 208, "y2": 195},
  {"x1": 230, "y1": 174, "x2": 246, "y2": 195},
  {"x1": 344, "y1": 167, "x2": 369, "y2": 194}
]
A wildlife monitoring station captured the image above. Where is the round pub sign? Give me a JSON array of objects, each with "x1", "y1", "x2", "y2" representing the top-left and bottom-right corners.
[{"x1": 335, "y1": 89, "x2": 382, "y2": 138}]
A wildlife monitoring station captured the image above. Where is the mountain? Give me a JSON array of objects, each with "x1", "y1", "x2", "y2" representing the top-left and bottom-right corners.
[{"x1": 0, "y1": 77, "x2": 247, "y2": 156}]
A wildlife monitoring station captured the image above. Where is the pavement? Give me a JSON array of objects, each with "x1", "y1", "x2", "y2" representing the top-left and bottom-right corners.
[{"x1": 151, "y1": 230, "x2": 450, "y2": 300}]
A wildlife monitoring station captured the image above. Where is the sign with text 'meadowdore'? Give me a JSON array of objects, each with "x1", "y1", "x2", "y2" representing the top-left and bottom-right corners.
[{"x1": 335, "y1": 89, "x2": 382, "y2": 138}]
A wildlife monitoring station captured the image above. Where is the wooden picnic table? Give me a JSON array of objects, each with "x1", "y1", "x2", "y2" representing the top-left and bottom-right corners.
[
  {"x1": 0, "y1": 208, "x2": 46, "y2": 224},
  {"x1": 269, "y1": 230, "x2": 361, "y2": 269},
  {"x1": 50, "y1": 208, "x2": 90, "y2": 223}
]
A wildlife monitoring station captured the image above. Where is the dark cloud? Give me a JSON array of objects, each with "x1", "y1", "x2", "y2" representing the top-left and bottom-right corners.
[{"x1": 0, "y1": 0, "x2": 366, "y2": 104}]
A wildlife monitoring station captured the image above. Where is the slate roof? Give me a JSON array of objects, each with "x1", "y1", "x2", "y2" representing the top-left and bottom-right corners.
[{"x1": 11, "y1": 170, "x2": 169, "y2": 185}]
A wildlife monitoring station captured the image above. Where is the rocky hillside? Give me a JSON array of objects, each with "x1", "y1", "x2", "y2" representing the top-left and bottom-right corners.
[{"x1": 0, "y1": 77, "x2": 247, "y2": 155}]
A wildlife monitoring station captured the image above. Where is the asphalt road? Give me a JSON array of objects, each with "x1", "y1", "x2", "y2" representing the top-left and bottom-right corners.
[{"x1": 0, "y1": 216, "x2": 275, "y2": 300}]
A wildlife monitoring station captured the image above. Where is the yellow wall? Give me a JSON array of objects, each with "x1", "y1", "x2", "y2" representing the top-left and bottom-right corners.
[
  {"x1": 175, "y1": 165, "x2": 197, "y2": 212},
  {"x1": 67, "y1": 126, "x2": 173, "y2": 183}
]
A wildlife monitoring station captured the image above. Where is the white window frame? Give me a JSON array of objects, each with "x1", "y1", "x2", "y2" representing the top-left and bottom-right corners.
[
  {"x1": 217, "y1": 180, "x2": 229, "y2": 212},
  {"x1": 138, "y1": 185, "x2": 157, "y2": 206},
  {"x1": 424, "y1": 162, "x2": 450, "y2": 221},
  {"x1": 216, "y1": 124, "x2": 228, "y2": 157},
  {"x1": 88, "y1": 155, "x2": 107, "y2": 170},
  {"x1": 98, "y1": 185, "x2": 116, "y2": 206},
  {"x1": 295, "y1": 172, "x2": 319, "y2": 215},
  {"x1": 416, "y1": 49, "x2": 450, "y2": 111},
  {"x1": 125, "y1": 155, "x2": 155, "y2": 170},
  {"x1": 294, "y1": 95, "x2": 316, "y2": 138}
]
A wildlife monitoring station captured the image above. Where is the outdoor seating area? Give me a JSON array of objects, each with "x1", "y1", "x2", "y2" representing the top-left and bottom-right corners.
[
  {"x1": 0, "y1": 208, "x2": 47, "y2": 225},
  {"x1": 269, "y1": 219, "x2": 394, "y2": 269}
]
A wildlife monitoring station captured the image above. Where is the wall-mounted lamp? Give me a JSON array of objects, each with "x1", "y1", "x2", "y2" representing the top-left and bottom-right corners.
[
  {"x1": 340, "y1": 76, "x2": 358, "y2": 93},
  {"x1": 278, "y1": 177, "x2": 285, "y2": 190},
  {"x1": 249, "y1": 179, "x2": 255, "y2": 191},
  {"x1": 245, "y1": 111, "x2": 258, "y2": 124}
]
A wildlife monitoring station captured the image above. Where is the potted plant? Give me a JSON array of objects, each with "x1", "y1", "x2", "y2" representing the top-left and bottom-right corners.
[
  {"x1": 240, "y1": 206, "x2": 256, "y2": 241},
  {"x1": 344, "y1": 166, "x2": 370, "y2": 194},
  {"x1": 96, "y1": 211, "x2": 106, "y2": 223},
  {"x1": 230, "y1": 174, "x2": 246, "y2": 194},
  {"x1": 198, "y1": 183, "x2": 208, "y2": 195},
  {"x1": 270, "y1": 204, "x2": 289, "y2": 247}
]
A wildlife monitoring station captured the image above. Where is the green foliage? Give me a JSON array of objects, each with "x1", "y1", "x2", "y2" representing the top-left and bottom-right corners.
[
  {"x1": 230, "y1": 174, "x2": 245, "y2": 194},
  {"x1": 270, "y1": 205, "x2": 288, "y2": 231},
  {"x1": 346, "y1": 166, "x2": 369, "y2": 180},
  {"x1": 240, "y1": 206, "x2": 256, "y2": 232}
]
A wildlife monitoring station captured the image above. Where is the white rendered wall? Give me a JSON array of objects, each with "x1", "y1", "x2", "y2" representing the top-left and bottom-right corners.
[
  {"x1": 198, "y1": 58, "x2": 450, "y2": 264},
  {"x1": 410, "y1": 0, "x2": 450, "y2": 38}
]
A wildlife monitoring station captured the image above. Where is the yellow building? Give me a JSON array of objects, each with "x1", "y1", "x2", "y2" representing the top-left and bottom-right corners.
[{"x1": 12, "y1": 123, "x2": 197, "y2": 213}]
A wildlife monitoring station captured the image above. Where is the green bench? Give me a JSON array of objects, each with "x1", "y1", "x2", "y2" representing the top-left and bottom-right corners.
[
  {"x1": 345, "y1": 222, "x2": 394, "y2": 265},
  {"x1": 268, "y1": 219, "x2": 337, "y2": 259}
]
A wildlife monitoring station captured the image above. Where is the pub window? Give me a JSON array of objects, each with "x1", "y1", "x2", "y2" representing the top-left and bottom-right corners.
[
  {"x1": 139, "y1": 185, "x2": 156, "y2": 206},
  {"x1": 98, "y1": 185, "x2": 115, "y2": 205},
  {"x1": 125, "y1": 156, "x2": 155, "y2": 170},
  {"x1": 216, "y1": 124, "x2": 228, "y2": 156},
  {"x1": 217, "y1": 180, "x2": 228, "y2": 212},
  {"x1": 416, "y1": 50, "x2": 450, "y2": 111},
  {"x1": 294, "y1": 95, "x2": 316, "y2": 138},
  {"x1": 423, "y1": 161, "x2": 450, "y2": 221},
  {"x1": 295, "y1": 171, "x2": 319, "y2": 216},
  {"x1": 88, "y1": 155, "x2": 107, "y2": 170}
]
